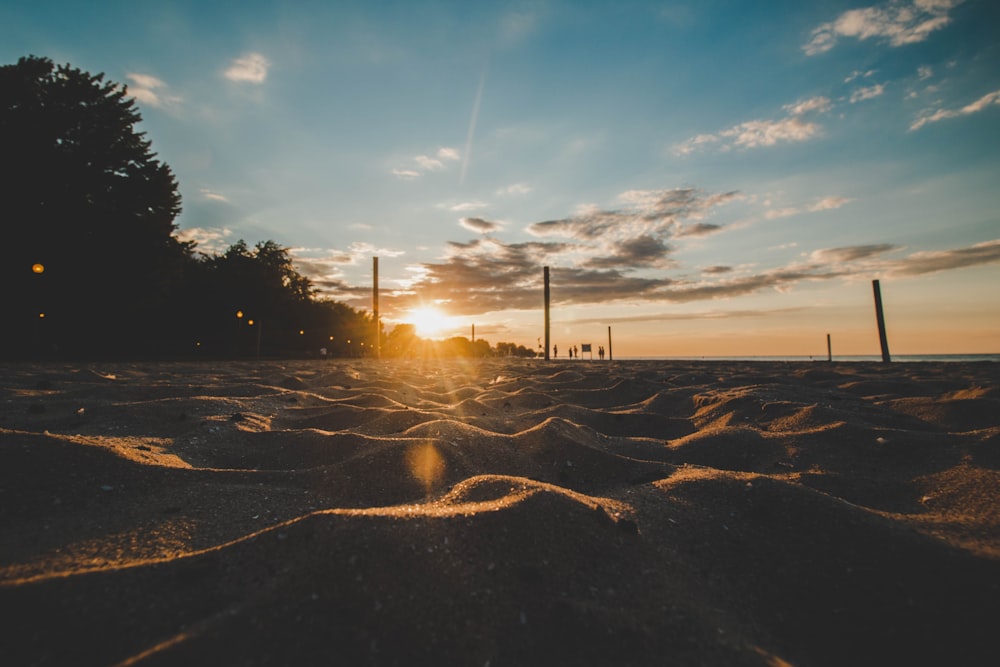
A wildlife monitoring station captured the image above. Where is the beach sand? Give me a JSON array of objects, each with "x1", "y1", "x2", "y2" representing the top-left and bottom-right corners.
[{"x1": 1, "y1": 358, "x2": 998, "y2": 666}]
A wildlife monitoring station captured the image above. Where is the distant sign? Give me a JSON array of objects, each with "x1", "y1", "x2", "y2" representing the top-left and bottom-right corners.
[{"x1": 581, "y1": 344, "x2": 592, "y2": 353}]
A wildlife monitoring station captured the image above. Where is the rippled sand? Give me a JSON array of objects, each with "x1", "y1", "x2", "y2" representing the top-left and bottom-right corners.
[{"x1": 1, "y1": 359, "x2": 998, "y2": 666}]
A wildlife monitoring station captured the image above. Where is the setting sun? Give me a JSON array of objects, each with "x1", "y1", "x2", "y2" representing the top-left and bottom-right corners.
[{"x1": 407, "y1": 307, "x2": 453, "y2": 339}]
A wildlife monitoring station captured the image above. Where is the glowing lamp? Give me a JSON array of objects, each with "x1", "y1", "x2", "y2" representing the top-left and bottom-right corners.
[{"x1": 32, "y1": 263, "x2": 45, "y2": 274}]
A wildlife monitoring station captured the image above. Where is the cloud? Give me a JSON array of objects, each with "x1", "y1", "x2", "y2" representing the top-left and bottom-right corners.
[
  {"x1": 810, "y1": 244, "x2": 898, "y2": 263},
  {"x1": 725, "y1": 117, "x2": 822, "y2": 148},
  {"x1": 497, "y1": 183, "x2": 532, "y2": 196},
  {"x1": 845, "y1": 69, "x2": 877, "y2": 83},
  {"x1": 917, "y1": 65, "x2": 934, "y2": 80},
  {"x1": 125, "y1": 73, "x2": 181, "y2": 109},
  {"x1": 675, "y1": 111, "x2": 824, "y2": 155},
  {"x1": 224, "y1": 53, "x2": 270, "y2": 84},
  {"x1": 527, "y1": 188, "x2": 740, "y2": 242},
  {"x1": 702, "y1": 266, "x2": 734, "y2": 275},
  {"x1": 584, "y1": 235, "x2": 674, "y2": 269},
  {"x1": 783, "y1": 96, "x2": 833, "y2": 115},
  {"x1": 175, "y1": 226, "x2": 234, "y2": 255},
  {"x1": 392, "y1": 146, "x2": 461, "y2": 179},
  {"x1": 415, "y1": 155, "x2": 445, "y2": 170},
  {"x1": 200, "y1": 189, "x2": 229, "y2": 203},
  {"x1": 910, "y1": 89, "x2": 1000, "y2": 130},
  {"x1": 849, "y1": 83, "x2": 886, "y2": 103},
  {"x1": 764, "y1": 196, "x2": 853, "y2": 219},
  {"x1": 809, "y1": 196, "x2": 853, "y2": 211},
  {"x1": 804, "y1": 0, "x2": 962, "y2": 55},
  {"x1": 460, "y1": 217, "x2": 504, "y2": 234},
  {"x1": 890, "y1": 239, "x2": 1000, "y2": 275},
  {"x1": 445, "y1": 201, "x2": 489, "y2": 212}
]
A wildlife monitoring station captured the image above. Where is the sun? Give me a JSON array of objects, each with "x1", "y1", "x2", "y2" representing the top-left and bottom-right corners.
[{"x1": 407, "y1": 307, "x2": 452, "y2": 339}]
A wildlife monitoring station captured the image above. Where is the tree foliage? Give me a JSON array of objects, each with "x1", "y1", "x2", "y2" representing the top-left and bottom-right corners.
[
  {"x1": 0, "y1": 55, "x2": 538, "y2": 360},
  {"x1": 1, "y1": 55, "x2": 189, "y2": 355},
  {"x1": 0, "y1": 56, "x2": 382, "y2": 360}
]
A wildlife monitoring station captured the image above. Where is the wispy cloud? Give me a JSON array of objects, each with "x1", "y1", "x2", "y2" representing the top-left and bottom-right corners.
[
  {"x1": 200, "y1": 189, "x2": 229, "y2": 203},
  {"x1": 175, "y1": 226, "x2": 233, "y2": 255},
  {"x1": 890, "y1": 239, "x2": 1000, "y2": 275},
  {"x1": 674, "y1": 98, "x2": 829, "y2": 155},
  {"x1": 125, "y1": 73, "x2": 181, "y2": 109},
  {"x1": 675, "y1": 117, "x2": 822, "y2": 155},
  {"x1": 460, "y1": 217, "x2": 504, "y2": 234},
  {"x1": 810, "y1": 244, "x2": 898, "y2": 263},
  {"x1": 804, "y1": 0, "x2": 963, "y2": 56},
  {"x1": 910, "y1": 89, "x2": 1000, "y2": 130},
  {"x1": 497, "y1": 183, "x2": 532, "y2": 196},
  {"x1": 392, "y1": 146, "x2": 461, "y2": 179},
  {"x1": 849, "y1": 83, "x2": 886, "y2": 103},
  {"x1": 845, "y1": 69, "x2": 877, "y2": 83},
  {"x1": 224, "y1": 53, "x2": 270, "y2": 84},
  {"x1": 444, "y1": 201, "x2": 489, "y2": 212},
  {"x1": 764, "y1": 195, "x2": 853, "y2": 219}
]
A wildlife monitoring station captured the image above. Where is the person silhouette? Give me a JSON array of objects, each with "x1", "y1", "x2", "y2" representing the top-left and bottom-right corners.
[{"x1": 553, "y1": 344, "x2": 558, "y2": 358}]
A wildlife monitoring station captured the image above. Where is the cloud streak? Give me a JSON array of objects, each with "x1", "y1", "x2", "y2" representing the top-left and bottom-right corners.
[{"x1": 910, "y1": 89, "x2": 1000, "y2": 130}]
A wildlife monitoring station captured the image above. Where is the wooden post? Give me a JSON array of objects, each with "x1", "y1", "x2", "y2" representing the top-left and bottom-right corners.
[
  {"x1": 872, "y1": 279, "x2": 891, "y2": 363},
  {"x1": 373, "y1": 257, "x2": 380, "y2": 359},
  {"x1": 543, "y1": 266, "x2": 550, "y2": 360},
  {"x1": 827, "y1": 333, "x2": 832, "y2": 362},
  {"x1": 607, "y1": 326, "x2": 613, "y2": 362},
  {"x1": 471, "y1": 323, "x2": 475, "y2": 344}
]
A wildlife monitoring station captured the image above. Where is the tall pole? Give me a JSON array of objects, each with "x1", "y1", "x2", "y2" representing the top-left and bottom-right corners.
[
  {"x1": 872, "y1": 279, "x2": 891, "y2": 363},
  {"x1": 543, "y1": 266, "x2": 551, "y2": 360},
  {"x1": 608, "y1": 326, "x2": 613, "y2": 361},
  {"x1": 827, "y1": 333, "x2": 832, "y2": 362},
  {"x1": 373, "y1": 257, "x2": 381, "y2": 360},
  {"x1": 471, "y1": 323, "x2": 475, "y2": 344}
]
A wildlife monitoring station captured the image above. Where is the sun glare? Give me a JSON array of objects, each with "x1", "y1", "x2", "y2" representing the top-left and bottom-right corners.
[{"x1": 407, "y1": 307, "x2": 452, "y2": 338}]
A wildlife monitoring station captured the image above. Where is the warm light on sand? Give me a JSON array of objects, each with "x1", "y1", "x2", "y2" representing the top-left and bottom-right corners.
[{"x1": 406, "y1": 307, "x2": 454, "y2": 338}]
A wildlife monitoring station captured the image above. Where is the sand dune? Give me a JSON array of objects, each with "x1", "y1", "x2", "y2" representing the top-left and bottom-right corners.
[{"x1": 1, "y1": 359, "x2": 997, "y2": 666}]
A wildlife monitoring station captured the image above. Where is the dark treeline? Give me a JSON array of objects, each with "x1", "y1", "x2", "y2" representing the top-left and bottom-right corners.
[
  {"x1": 1, "y1": 55, "x2": 380, "y2": 360},
  {"x1": 382, "y1": 325, "x2": 537, "y2": 359},
  {"x1": 1, "y1": 55, "x2": 538, "y2": 361}
]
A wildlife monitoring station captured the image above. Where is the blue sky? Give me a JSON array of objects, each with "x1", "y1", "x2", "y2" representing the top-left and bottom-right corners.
[{"x1": 3, "y1": 0, "x2": 999, "y2": 355}]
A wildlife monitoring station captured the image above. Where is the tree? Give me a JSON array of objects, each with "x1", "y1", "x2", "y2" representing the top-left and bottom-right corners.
[{"x1": 0, "y1": 55, "x2": 189, "y2": 356}]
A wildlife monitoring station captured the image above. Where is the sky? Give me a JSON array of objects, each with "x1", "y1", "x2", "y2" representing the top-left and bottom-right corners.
[{"x1": 3, "y1": 0, "x2": 999, "y2": 356}]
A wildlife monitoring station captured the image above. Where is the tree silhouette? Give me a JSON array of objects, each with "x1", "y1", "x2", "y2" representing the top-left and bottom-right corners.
[{"x1": 1, "y1": 55, "x2": 189, "y2": 356}]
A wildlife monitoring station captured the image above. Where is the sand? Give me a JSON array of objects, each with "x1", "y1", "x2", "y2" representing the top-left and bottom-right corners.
[{"x1": 1, "y1": 358, "x2": 998, "y2": 666}]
